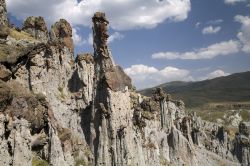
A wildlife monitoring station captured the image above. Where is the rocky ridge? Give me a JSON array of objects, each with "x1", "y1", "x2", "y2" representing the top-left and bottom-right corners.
[{"x1": 0, "y1": 1, "x2": 250, "y2": 166}]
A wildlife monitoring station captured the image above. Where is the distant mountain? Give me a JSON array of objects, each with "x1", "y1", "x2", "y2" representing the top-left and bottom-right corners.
[{"x1": 139, "y1": 71, "x2": 250, "y2": 108}]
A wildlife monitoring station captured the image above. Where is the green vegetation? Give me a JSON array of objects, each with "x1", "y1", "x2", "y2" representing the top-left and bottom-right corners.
[
  {"x1": 194, "y1": 110, "x2": 225, "y2": 123},
  {"x1": 75, "y1": 160, "x2": 87, "y2": 166},
  {"x1": 32, "y1": 156, "x2": 48, "y2": 166},
  {"x1": 240, "y1": 110, "x2": 250, "y2": 121},
  {"x1": 139, "y1": 71, "x2": 250, "y2": 109}
]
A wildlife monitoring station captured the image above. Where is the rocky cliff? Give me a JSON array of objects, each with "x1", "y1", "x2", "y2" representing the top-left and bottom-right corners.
[{"x1": 0, "y1": 1, "x2": 250, "y2": 166}]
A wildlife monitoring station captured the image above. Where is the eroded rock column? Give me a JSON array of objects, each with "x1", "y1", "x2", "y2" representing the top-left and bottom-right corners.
[
  {"x1": 0, "y1": 0, "x2": 8, "y2": 26},
  {"x1": 50, "y1": 19, "x2": 74, "y2": 53},
  {"x1": 90, "y1": 12, "x2": 133, "y2": 166},
  {"x1": 23, "y1": 16, "x2": 49, "y2": 43},
  {"x1": 92, "y1": 12, "x2": 114, "y2": 73}
]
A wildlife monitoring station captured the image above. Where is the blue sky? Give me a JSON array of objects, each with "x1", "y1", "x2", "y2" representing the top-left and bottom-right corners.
[{"x1": 6, "y1": 0, "x2": 250, "y2": 89}]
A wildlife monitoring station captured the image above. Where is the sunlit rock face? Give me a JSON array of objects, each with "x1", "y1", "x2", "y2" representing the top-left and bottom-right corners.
[
  {"x1": 0, "y1": 0, "x2": 249, "y2": 165},
  {"x1": 22, "y1": 16, "x2": 49, "y2": 43},
  {"x1": 50, "y1": 19, "x2": 74, "y2": 53}
]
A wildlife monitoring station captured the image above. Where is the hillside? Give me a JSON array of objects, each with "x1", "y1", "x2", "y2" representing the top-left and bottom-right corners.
[{"x1": 139, "y1": 71, "x2": 250, "y2": 108}]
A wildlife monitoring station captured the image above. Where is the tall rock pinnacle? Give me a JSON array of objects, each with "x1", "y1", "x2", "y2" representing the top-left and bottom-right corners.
[
  {"x1": 0, "y1": 0, "x2": 8, "y2": 26},
  {"x1": 92, "y1": 12, "x2": 132, "y2": 91},
  {"x1": 92, "y1": 12, "x2": 114, "y2": 72}
]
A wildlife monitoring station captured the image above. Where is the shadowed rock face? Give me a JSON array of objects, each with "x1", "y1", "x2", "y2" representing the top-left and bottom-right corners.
[
  {"x1": 0, "y1": 0, "x2": 8, "y2": 26},
  {"x1": 50, "y1": 19, "x2": 74, "y2": 53},
  {"x1": 104, "y1": 66, "x2": 132, "y2": 91},
  {"x1": 22, "y1": 16, "x2": 48, "y2": 43}
]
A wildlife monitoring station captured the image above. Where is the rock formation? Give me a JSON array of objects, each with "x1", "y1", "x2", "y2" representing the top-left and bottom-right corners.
[
  {"x1": 0, "y1": 0, "x2": 8, "y2": 26},
  {"x1": 0, "y1": 0, "x2": 8, "y2": 40},
  {"x1": 23, "y1": 16, "x2": 49, "y2": 43},
  {"x1": 0, "y1": 0, "x2": 250, "y2": 165},
  {"x1": 50, "y1": 19, "x2": 74, "y2": 53}
]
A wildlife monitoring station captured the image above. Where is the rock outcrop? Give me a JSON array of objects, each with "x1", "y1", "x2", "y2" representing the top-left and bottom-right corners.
[
  {"x1": 50, "y1": 19, "x2": 74, "y2": 53},
  {"x1": 23, "y1": 16, "x2": 49, "y2": 43},
  {"x1": 0, "y1": 0, "x2": 8, "y2": 26},
  {"x1": 0, "y1": 1, "x2": 249, "y2": 166}
]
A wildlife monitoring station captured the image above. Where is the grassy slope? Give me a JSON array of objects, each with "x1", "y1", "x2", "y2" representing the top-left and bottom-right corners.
[{"x1": 139, "y1": 71, "x2": 250, "y2": 108}]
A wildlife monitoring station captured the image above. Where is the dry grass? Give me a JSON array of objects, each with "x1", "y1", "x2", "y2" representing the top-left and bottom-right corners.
[
  {"x1": 32, "y1": 156, "x2": 48, "y2": 166},
  {"x1": 9, "y1": 28, "x2": 36, "y2": 41},
  {"x1": 0, "y1": 44, "x2": 26, "y2": 63}
]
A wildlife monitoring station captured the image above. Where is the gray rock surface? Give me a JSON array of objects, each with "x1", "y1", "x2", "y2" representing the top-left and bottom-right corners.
[
  {"x1": 23, "y1": 16, "x2": 49, "y2": 43},
  {"x1": 0, "y1": 2, "x2": 249, "y2": 166}
]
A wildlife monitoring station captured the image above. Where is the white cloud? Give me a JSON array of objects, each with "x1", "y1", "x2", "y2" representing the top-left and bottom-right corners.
[
  {"x1": 87, "y1": 33, "x2": 93, "y2": 45},
  {"x1": 72, "y1": 27, "x2": 86, "y2": 46},
  {"x1": 152, "y1": 40, "x2": 240, "y2": 60},
  {"x1": 6, "y1": 0, "x2": 191, "y2": 30},
  {"x1": 124, "y1": 64, "x2": 193, "y2": 89},
  {"x1": 87, "y1": 31, "x2": 124, "y2": 45},
  {"x1": 108, "y1": 32, "x2": 124, "y2": 44},
  {"x1": 207, "y1": 19, "x2": 223, "y2": 25},
  {"x1": 202, "y1": 26, "x2": 221, "y2": 34},
  {"x1": 224, "y1": 0, "x2": 246, "y2": 5},
  {"x1": 199, "y1": 69, "x2": 230, "y2": 80},
  {"x1": 235, "y1": 15, "x2": 250, "y2": 53},
  {"x1": 195, "y1": 22, "x2": 201, "y2": 28}
]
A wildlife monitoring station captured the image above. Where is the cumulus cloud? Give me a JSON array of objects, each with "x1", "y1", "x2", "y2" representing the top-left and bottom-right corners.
[
  {"x1": 72, "y1": 27, "x2": 86, "y2": 46},
  {"x1": 202, "y1": 26, "x2": 221, "y2": 34},
  {"x1": 108, "y1": 32, "x2": 124, "y2": 44},
  {"x1": 87, "y1": 32, "x2": 124, "y2": 45},
  {"x1": 224, "y1": 0, "x2": 246, "y2": 5},
  {"x1": 152, "y1": 40, "x2": 240, "y2": 60},
  {"x1": 235, "y1": 15, "x2": 250, "y2": 53},
  {"x1": 6, "y1": 0, "x2": 191, "y2": 30},
  {"x1": 199, "y1": 69, "x2": 230, "y2": 80},
  {"x1": 124, "y1": 64, "x2": 193, "y2": 89}
]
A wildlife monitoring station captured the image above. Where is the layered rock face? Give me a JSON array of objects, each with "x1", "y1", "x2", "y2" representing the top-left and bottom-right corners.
[{"x1": 0, "y1": 1, "x2": 250, "y2": 165}]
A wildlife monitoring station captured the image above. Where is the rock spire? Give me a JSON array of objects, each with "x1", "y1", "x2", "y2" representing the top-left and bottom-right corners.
[{"x1": 0, "y1": 0, "x2": 8, "y2": 26}]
